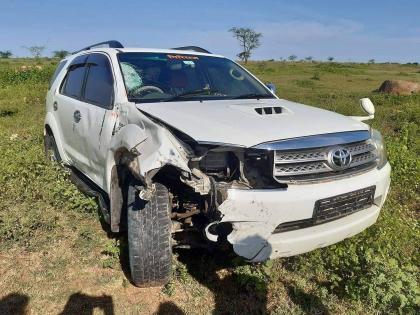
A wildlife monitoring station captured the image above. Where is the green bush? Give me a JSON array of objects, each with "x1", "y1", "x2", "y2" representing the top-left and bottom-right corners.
[{"x1": 0, "y1": 66, "x2": 54, "y2": 87}]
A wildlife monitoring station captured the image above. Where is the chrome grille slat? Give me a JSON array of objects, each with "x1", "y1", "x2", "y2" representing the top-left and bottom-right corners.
[
  {"x1": 273, "y1": 140, "x2": 377, "y2": 183},
  {"x1": 274, "y1": 162, "x2": 331, "y2": 176},
  {"x1": 347, "y1": 143, "x2": 376, "y2": 155},
  {"x1": 274, "y1": 150, "x2": 327, "y2": 163},
  {"x1": 349, "y1": 152, "x2": 377, "y2": 167}
]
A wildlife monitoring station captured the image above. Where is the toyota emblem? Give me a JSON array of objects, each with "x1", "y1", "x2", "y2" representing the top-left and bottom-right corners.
[{"x1": 328, "y1": 147, "x2": 352, "y2": 170}]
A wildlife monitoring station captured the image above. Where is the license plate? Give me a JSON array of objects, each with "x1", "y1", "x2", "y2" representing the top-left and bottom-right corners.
[{"x1": 313, "y1": 186, "x2": 376, "y2": 224}]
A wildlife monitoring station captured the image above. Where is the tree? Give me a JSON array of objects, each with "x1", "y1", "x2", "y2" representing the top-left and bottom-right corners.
[
  {"x1": 327, "y1": 56, "x2": 335, "y2": 62},
  {"x1": 53, "y1": 50, "x2": 70, "y2": 59},
  {"x1": 24, "y1": 46, "x2": 46, "y2": 58},
  {"x1": 368, "y1": 59, "x2": 375, "y2": 64},
  {"x1": 288, "y1": 55, "x2": 297, "y2": 61},
  {"x1": 305, "y1": 56, "x2": 313, "y2": 62},
  {"x1": 0, "y1": 50, "x2": 12, "y2": 58},
  {"x1": 229, "y1": 27, "x2": 262, "y2": 63}
]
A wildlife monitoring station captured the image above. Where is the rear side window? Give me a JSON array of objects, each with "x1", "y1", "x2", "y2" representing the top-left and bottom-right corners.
[
  {"x1": 61, "y1": 55, "x2": 88, "y2": 99},
  {"x1": 49, "y1": 60, "x2": 67, "y2": 89},
  {"x1": 84, "y1": 54, "x2": 114, "y2": 108}
]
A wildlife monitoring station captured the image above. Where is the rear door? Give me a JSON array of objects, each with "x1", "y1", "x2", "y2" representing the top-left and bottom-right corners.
[
  {"x1": 71, "y1": 53, "x2": 116, "y2": 185},
  {"x1": 54, "y1": 55, "x2": 88, "y2": 164}
]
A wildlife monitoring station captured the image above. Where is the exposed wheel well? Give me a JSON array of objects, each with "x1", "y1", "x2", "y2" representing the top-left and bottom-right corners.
[
  {"x1": 109, "y1": 148, "x2": 147, "y2": 232},
  {"x1": 109, "y1": 149, "x2": 193, "y2": 233},
  {"x1": 45, "y1": 124, "x2": 53, "y2": 135}
]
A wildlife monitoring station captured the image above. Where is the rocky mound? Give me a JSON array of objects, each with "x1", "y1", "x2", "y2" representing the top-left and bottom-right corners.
[{"x1": 376, "y1": 80, "x2": 420, "y2": 95}]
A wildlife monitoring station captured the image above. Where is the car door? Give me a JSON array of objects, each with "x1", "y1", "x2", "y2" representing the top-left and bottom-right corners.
[
  {"x1": 54, "y1": 55, "x2": 88, "y2": 164},
  {"x1": 71, "y1": 53, "x2": 116, "y2": 186}
]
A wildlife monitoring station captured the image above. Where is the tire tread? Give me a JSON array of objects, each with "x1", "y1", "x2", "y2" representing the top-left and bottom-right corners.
[{"x1": 127, "y1": 182, "x2": 172, "y2": 287}]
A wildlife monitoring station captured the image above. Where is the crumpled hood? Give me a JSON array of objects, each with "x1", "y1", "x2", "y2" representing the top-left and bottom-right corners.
[{"x1": 136, "y1": 98, "x2": 368, "y2": 147}]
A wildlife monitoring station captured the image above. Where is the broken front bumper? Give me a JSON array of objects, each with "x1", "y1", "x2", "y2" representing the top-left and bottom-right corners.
[{"x1": 218, "y1": 163, "x2": 391, "y2": 262}]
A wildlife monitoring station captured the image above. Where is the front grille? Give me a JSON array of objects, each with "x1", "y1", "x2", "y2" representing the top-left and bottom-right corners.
[
  {"x1": 274, "y1": 140, "x2": 377, "y2": 183},
  {"x1": 273, "y1": 186, "x2": 376, "y2": 233}
]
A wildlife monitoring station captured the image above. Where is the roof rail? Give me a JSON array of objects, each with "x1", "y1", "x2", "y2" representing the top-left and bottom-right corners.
[
  {"x1": 72, "y1": 40, "x2": 124, "y2": 54},
  {"x1": 172, "y1": 46, "x2": 211, "y2": 54}
]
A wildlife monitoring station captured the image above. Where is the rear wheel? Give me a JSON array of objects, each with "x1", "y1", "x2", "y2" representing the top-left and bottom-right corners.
[
  {"x1": 44, "y1": 132, "x2": 61, "y2": 163},
  {"x1": 127, "y1": 181, "x2": 172, "y2": 287}
]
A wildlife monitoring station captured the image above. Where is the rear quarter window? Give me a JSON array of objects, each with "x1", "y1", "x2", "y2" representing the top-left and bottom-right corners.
[
  {"x1": 61, "y1": 65, "x2": 86, "y2": 99},
  {"x1": 60, "y1": 55, "x2": 88, "y2": 99}
]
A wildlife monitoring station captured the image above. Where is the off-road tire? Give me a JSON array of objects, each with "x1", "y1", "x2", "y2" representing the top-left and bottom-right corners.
[
  {"x1": 44, "y1": 132, "x2": 61, "y2": 163},
  {"x1": 127, "y1": 181, "x2": 172, "y2": 287}
]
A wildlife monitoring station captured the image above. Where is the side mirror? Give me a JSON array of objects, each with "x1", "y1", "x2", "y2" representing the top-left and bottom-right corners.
[
  {"x1": 266, "y1": 83, "x2": 277, "y2": 94},
  {"x1": 349, "y1": 98, "x2": 375, "y2": 121},
  {"x1": 360, "y1": 98, "x2": 375, "y2": 116}
]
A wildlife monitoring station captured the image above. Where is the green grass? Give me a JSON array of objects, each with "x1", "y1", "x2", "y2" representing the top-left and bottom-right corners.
[{"x1": 0, "y1": 59, "x2": 419, "y2": 314}]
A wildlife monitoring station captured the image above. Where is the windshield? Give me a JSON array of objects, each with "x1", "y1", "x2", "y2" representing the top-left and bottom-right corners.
[{"x1": 117, "y1": 52, "x2": 274, "y2": 103}]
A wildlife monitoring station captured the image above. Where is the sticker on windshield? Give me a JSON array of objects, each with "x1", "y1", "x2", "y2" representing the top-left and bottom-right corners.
[
  {"x1": 183, "y1": 61, "x2": 195, "y2": 67},
  {"x1": 167, "y1": 54, "x2": 199, "y2": 60}
]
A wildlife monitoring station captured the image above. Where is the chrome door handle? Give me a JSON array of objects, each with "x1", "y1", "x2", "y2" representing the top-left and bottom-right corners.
[{"x1": 73, "y1": 110, "x2": 81, "y2": 123}]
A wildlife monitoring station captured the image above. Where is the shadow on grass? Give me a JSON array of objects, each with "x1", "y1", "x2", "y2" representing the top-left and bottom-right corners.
[
  {"x1": 0, "y1": 109, "x2": 18, "y2": 117},
  {"x1": 0, "y1": 293, "x2": 29, "y2": 315},
  {"x1": 155, "y1": 301, "x2": 185, "y2": 315},
  {"x1": 0, "y1": 292, "x2": 115, "y2": 315},
  {"x1": 176, "y1": 241, "x2": 270, "y2": 315},
  {"x1": 59, "y1": 292, "x2": 114, "y2": 315},
  {"x1": 285, "y1": 282, "x2": 330, "y2": 315}
]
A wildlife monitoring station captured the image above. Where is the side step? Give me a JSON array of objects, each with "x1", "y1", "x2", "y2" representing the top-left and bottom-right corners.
[{"x1": 68, "y1": 167, "x2": 111, "y2": 224}]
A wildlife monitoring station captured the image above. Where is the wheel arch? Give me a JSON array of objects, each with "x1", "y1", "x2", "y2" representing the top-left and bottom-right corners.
[{"x1": 44, "y1": 112, "x2": 69, "y2": 163}]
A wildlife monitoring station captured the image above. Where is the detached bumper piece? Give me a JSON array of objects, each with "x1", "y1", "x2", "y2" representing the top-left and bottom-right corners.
[{"x1": 273, "y1": 186, "x2": 376, "y2": 233}]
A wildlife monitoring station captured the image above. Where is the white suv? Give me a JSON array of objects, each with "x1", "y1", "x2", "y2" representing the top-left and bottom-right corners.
[{"x1": 45, "y1": 41, "x2": 391, "y2": 287}]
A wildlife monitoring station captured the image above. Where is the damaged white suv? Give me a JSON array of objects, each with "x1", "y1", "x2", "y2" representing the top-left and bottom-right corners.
[{"x1": 45, "y1": 41, "x2": 391, "y2": 287}]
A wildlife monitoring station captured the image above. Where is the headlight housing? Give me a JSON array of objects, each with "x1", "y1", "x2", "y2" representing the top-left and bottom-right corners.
[{"x1": 371, "y1": 128, "x2": 388, "y2": 169}]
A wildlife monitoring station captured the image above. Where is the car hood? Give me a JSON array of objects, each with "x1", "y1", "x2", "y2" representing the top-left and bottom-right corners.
[{"x1": 136, "y1": 99, "x2": 368, "y2": 148}]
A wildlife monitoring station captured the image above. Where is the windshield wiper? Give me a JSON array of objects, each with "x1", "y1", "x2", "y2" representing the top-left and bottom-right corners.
[
  {"x1": 232, "y1": 93, "x2": 274, "y2": 100},
  {"x1": 163, "y1": 88, "x2": 223, "y2": 102}
]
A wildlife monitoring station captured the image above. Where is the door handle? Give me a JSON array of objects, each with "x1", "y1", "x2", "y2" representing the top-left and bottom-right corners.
[
  {"x1": 73, "y1": 110, "x2": 81, "y2": 123},
  {"x1": 53, "y1": 101, "x2": 58, "y2": 111}
]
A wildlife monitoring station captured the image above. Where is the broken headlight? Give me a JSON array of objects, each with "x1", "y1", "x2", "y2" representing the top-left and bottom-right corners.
[{"x1": 371, "y1": 128, "x2": 388, "y2": 169}]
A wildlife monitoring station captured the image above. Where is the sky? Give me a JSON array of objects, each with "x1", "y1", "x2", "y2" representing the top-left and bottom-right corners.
[{"x1": 0, "y1": 0, "x2": 419, "y2": 62}]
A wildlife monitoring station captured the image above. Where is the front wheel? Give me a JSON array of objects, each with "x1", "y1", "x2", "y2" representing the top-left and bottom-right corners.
[{"x1": 127, "y1": 181, "x2": 172, "y2": 287}]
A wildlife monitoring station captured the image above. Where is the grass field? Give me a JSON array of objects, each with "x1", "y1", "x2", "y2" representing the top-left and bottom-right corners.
[{"x1": 0, "y1": 58, "x2": 418, "y2": 314}]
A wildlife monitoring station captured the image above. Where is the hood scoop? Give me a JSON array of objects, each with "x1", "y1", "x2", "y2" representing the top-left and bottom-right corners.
[{"x1": 254, "y1": 106, "x2": 282, "y2": 115}]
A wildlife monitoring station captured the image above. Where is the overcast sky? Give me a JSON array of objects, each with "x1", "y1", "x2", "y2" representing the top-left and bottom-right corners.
[{"x1": 1, "y1": 0, "x2": 419, "y2": 62}]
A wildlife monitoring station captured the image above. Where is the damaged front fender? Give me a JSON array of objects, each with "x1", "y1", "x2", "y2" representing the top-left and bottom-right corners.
[{"x1": 108, "y1": 102, "x2": 206, "y2": 197}]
